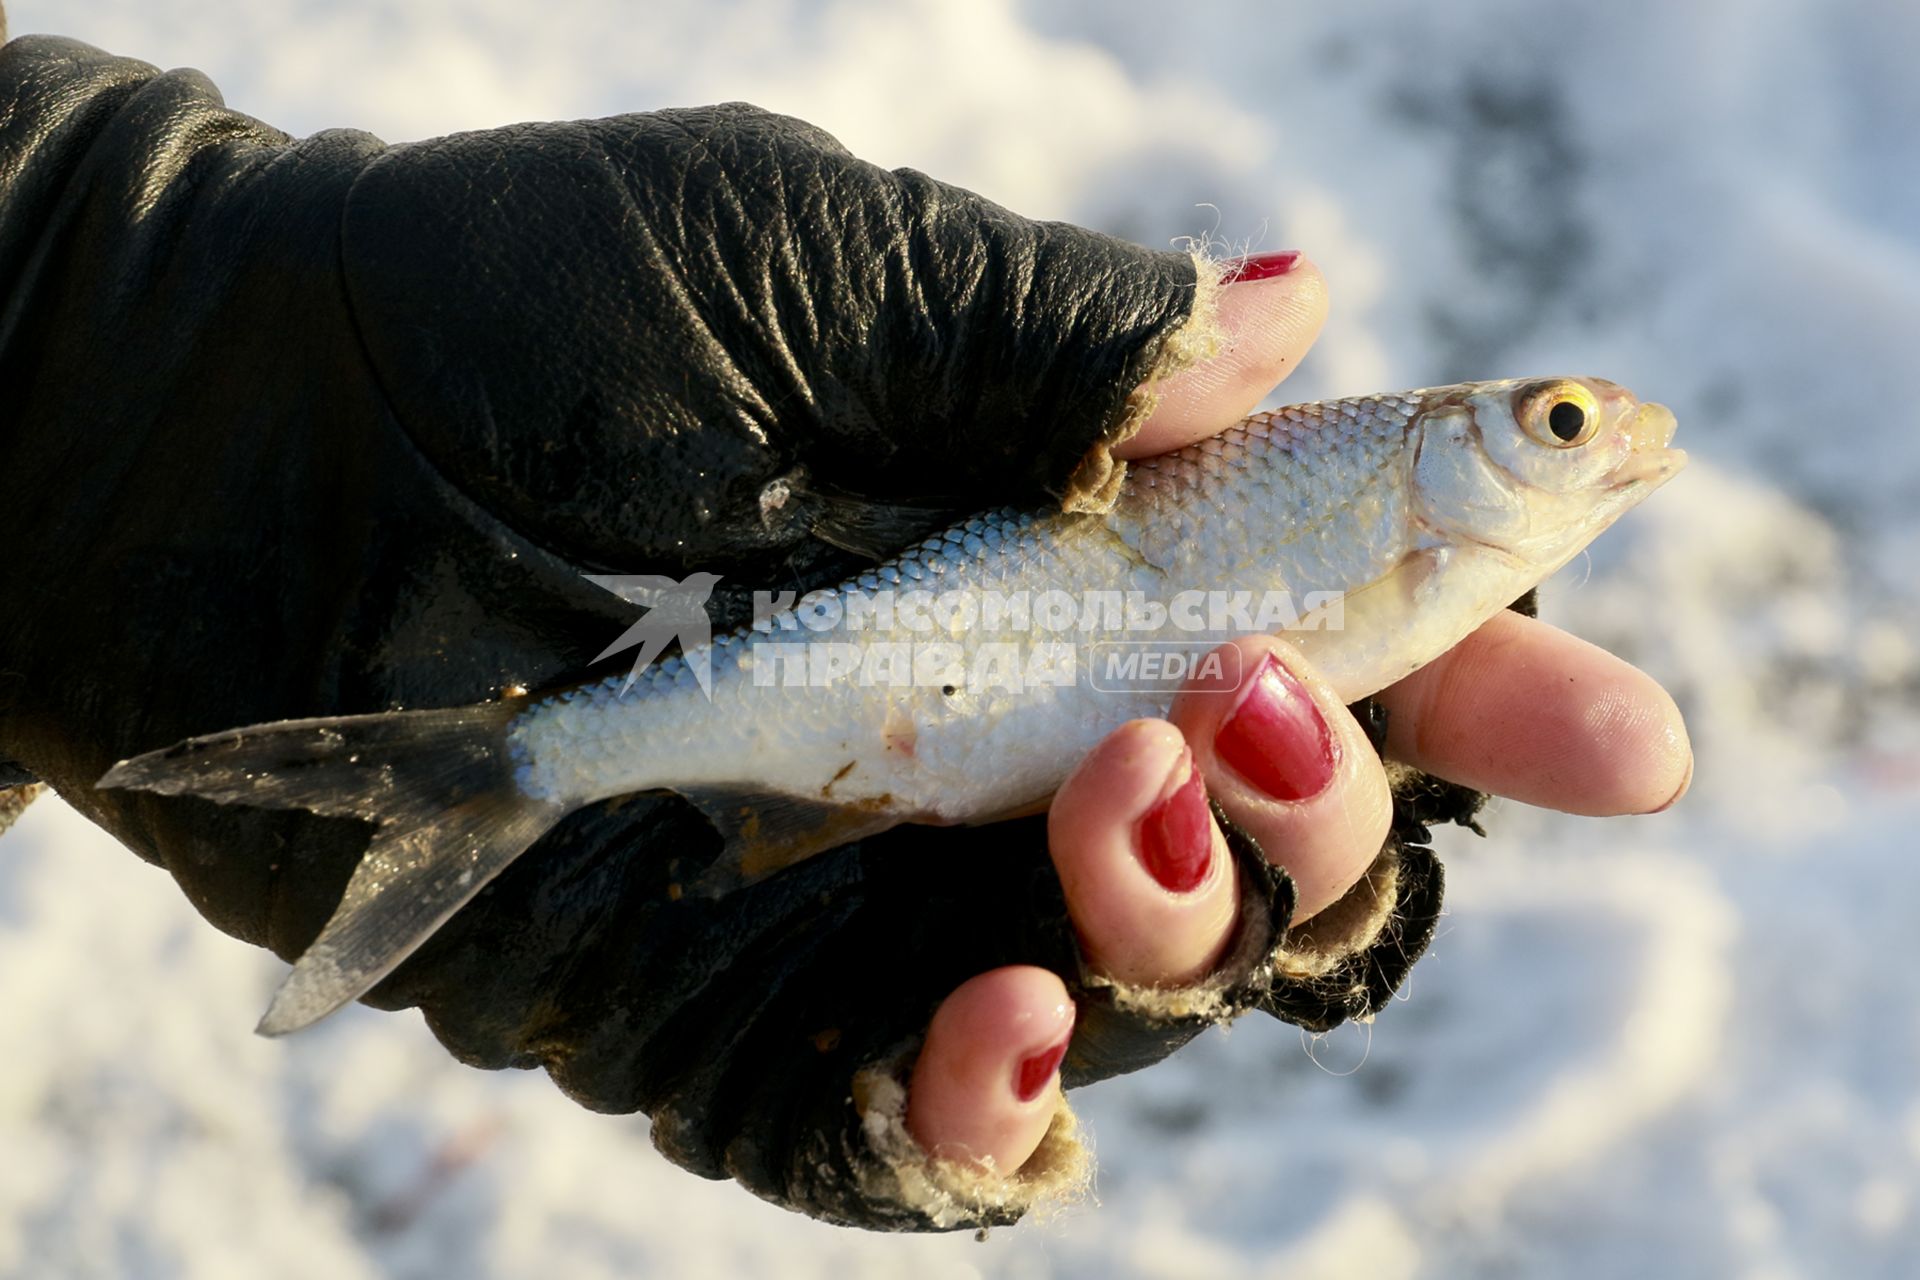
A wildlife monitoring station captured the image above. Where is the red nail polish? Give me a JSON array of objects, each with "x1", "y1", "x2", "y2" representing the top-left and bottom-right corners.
[
  {"x1": 1014, "y1": 1033, "x2": 1071, "y2": 1103},
  {"x1": 1136, "y1": 754, "x2": 1212, "y2": 893},
  {"x1": 1215, "y1": 653, "x2": 1335, "y2": 801},
  {"x1": 1220, "y1": 250, "x2": 1301, "y2": 284}
]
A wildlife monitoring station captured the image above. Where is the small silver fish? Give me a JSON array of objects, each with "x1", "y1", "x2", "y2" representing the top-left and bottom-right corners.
[{"x1": 100, "y1": 376, "x2": 1683, "y2": 1034}]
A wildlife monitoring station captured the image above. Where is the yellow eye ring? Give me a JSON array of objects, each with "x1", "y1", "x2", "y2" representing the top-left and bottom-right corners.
[{"x1": 1516, "y1": 379, "x2": 1601, "y2": 448}]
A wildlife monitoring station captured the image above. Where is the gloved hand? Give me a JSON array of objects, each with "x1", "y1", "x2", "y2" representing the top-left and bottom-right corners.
[{"x1": 0, "y1": 29, "x2": 1690, "y2": 1231}]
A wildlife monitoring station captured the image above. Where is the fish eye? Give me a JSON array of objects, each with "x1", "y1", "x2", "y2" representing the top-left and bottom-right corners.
[
  {"x1": 1548, "y1": 400, "x2": 1586, "y2": 441},
  {"x1": 1516, "y1": 380, "x2": 1601, "y2": 449}
]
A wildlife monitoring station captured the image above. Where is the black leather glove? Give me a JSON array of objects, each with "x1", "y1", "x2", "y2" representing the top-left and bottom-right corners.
[{"x1": 0, "y1": 31, "x2": 1472, "y2": 1230}]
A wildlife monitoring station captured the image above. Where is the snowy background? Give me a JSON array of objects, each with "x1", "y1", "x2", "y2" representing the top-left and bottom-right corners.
[{"x1": 4, "y1": 1, "x2": 1919, "y2": 1276}]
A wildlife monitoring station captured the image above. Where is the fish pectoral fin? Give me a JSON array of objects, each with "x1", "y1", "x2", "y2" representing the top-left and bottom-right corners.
[
  {"x1": 800, "y1": 486, "x2": 970, "y2": 562},
  {"x1": 675, "y1": 786, "x2": 903, "y2": 895},
  {"x1": 1411, "y1": 544, "x2": 1451, "y2": 607}
]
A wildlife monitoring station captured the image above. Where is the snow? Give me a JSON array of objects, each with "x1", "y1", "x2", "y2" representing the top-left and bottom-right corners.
[{"x1": 4, "y1": 0, "x2": 1918, "y2": 1275}]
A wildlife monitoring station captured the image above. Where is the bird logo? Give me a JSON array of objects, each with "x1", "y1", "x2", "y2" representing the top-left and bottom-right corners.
[{"x1": 584, "y1": 572, "x2": 724, "y2": 698}]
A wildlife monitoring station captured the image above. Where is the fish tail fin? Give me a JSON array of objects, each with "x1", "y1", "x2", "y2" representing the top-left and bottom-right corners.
[{"x1": 99, "y1": 701, "x2": 565, "y2": 1036}]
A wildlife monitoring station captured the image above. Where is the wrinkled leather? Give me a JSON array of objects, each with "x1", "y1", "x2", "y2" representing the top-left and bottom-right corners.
[{"x1": 0, "y1": 33, "x2": 1469, "y2": 1231}]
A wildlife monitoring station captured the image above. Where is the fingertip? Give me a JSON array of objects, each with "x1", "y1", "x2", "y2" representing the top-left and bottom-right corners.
[
  {"x1": 1379, "y1": 612, "x2": 1695, "y2": 818},
  {"x1": 1053, "y1": 718, "x2": 1188, "y2": 814},
  {"x1": 1048, "y1": 719, "x2": 1238, "y2": 987},
  {"x1": 906, "y1": 968, "x2": 1075, "y2": 1176},
  {"x1": 1171, "y1": 636, "x2": 1392, "y2": 921},
  {"x1": 1116, "y1": 254, "x2": 1328, "y2": 460},
  {"x1": 1645, "y1": 741, "x2": 1693, "y2": 814},
  {"x1": 1573, "y1": 674, "x2": 1695, "y2": 817},
  {"x1": 1600, "y1": 672, "x2": 1694, "y2": 816}
]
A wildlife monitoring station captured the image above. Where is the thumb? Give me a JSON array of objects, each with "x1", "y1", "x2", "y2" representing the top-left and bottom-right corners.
[{"x1": 1118, "y1": 252, "x2": 1329, "y2": 460}]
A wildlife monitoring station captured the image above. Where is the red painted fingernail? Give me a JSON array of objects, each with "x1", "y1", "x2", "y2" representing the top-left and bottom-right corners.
[
  {"x1": 1014, "y1": 1032, "x2": 1072, "y2": 1103},
  {"x1": 1220, "y1": 250, "x2": 1301, "y2": 284},
  {"x1": 1136, "y1": 752, "x2": 1212, "y2": 893},
  {"x1": 1215, "y1": 653, "x2": 1335, "y2": 801}
]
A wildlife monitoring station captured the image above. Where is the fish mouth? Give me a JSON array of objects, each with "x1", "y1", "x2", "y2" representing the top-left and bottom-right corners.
[{"x1": 1608, "y1": 401, "x2": 1686, "y2": 489}]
